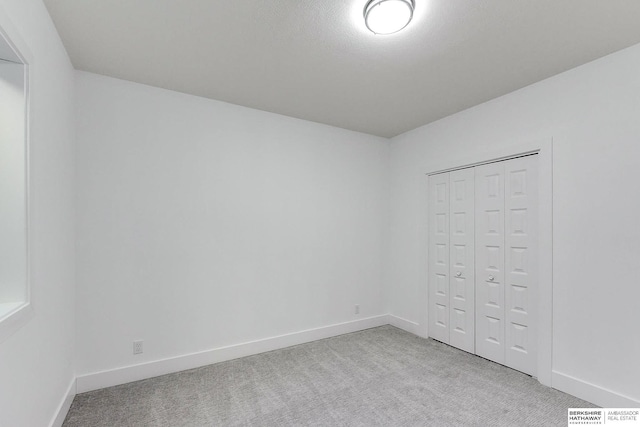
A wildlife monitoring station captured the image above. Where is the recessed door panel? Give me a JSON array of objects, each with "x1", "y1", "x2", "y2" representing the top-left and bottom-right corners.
[
  {"x1": 475, "y1": 162, "x2": 505, "y2": 365},
  {"x1": 428, "y1": 173, "x2": 450, "y2": 343},
  {"x1": 449, "y1": 169, "x2": 475, "y2": 353},
  {"x1": 505, "y1": 156, "x2": 538, "y2": 375},
  {"x1": 453, "y1": 276, "x2": 467, "y2": 300}
]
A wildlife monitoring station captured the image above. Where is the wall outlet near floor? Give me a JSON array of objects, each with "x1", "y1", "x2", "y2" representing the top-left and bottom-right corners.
[
  {"x1": 354, "y1": 304, "x2": 360, "y2": 315},
  {"x1": 133, "y1": 340, "x2": 143, "y2": 355}
]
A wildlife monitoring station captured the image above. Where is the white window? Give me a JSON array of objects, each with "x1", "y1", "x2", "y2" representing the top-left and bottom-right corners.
[{"x1": 0, "y1": 21, "x2": 31, "y2": 343}]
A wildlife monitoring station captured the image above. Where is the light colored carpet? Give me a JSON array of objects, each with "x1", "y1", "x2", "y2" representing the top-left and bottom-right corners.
[{"x1": 63, "y1": 326, "x2": 591, "y2": 426}]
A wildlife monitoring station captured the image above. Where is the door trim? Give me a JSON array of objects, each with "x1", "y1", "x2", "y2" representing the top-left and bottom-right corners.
[{"x1": 424, "y1": 138, "x2": 553, "y2": 387}]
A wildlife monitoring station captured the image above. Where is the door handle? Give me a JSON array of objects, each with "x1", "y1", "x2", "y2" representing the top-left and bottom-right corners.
[
  {"x1": 488, "y1": 275, "x2": 495, "y2": 282},
  {"x1": 456, "y1": 271, "x2": 462, "y2": 277}
]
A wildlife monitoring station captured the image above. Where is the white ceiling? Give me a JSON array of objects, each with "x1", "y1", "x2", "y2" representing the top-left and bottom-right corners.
[{"x1": 44, "y1": 0, "x2": 640, "y2": 138}]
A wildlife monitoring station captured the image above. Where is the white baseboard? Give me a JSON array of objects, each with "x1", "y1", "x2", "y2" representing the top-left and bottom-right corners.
[
  {"x1": 50, "y1": 378, "x2": 76, "y2": 427},
  {"x1": 76, "y1": 315, "x2": 388, "y2": 393},
  {"x1": 387, "y1": 314, "x2": 421, "y2": 336},
  {"x1": 552, "y1": 371, "x2": 640, "y2": 408}
]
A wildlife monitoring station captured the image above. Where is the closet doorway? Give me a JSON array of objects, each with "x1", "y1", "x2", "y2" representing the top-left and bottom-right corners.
[{"x1": 428, "y1": 154, "x2": 539, "y2": 377}]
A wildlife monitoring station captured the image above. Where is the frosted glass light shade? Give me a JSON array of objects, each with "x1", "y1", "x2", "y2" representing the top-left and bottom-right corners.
[{"x1": 364, "y1": 0, "x2": 415, "y2": 35}]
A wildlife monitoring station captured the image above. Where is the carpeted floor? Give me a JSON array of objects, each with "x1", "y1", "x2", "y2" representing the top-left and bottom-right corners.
[{"x1": 63, "y1": 326, "x2": 592, "y2": 426}]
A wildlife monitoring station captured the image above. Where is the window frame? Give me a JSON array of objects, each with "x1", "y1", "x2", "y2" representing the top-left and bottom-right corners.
[{"x1": 0, "y1": 4, "x2": 33, "y2": 344}]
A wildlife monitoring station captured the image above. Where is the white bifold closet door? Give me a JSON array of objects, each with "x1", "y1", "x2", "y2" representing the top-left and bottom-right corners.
[
  {"x1": 475, "y1": 161, "x2": 506, "y2": 364},
  {"x1": 504, "y1": 156, "x2": 538, "y2": 375},
  {"x1": 428, "y1": 169, "x2": 475, "y2": 353},
  {"x1": 428, "y1": 173, "x2": 450, "y2": 344},
  {"x1": 429, "y1": 154, "x2": 538, "y2": 377},
  {"x1": 449, "y1": 169, "x2": 475, "y2": 353},
  {"x1": 475, "y1": 155, "x2": 538, "y2": 376}
]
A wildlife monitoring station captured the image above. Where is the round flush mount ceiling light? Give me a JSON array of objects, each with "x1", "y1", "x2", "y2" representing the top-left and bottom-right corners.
[{"x1": 364, "y1": 0, "x2": 415, "y2": 35}]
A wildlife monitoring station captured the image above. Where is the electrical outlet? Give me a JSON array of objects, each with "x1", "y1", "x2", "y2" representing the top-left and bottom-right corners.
[
  {"x1": 355, "y1": 304, "x2": 360, "y2": 315},
  {"x1": 133, "y1": 340, "x2": 143, "y2": 355}
]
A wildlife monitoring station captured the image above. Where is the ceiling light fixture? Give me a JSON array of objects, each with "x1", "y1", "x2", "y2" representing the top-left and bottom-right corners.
[{"x1": 364, "y1": 0, "x2": 415, "y2": 35}]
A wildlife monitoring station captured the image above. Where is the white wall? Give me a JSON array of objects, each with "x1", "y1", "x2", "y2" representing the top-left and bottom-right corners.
[
  {"x1": 387, "y1": 43, "x2": 640, "y2": 405},
  {"x1": 75, "y1": 71, "x2": 389, "y2": 377},
  {"x1": 0, "y1": 61, "x2": 26, "y2": 302},
  {"x1": 0, "y1": 0, "x2": 76, "y2": 426}
]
